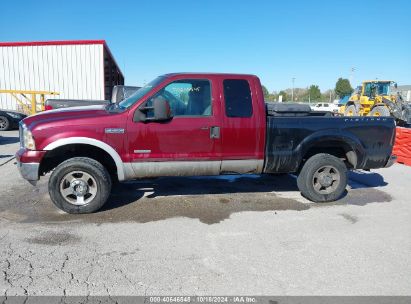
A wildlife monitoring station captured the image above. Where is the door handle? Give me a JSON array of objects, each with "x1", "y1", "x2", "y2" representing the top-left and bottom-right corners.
[
  {"x1": 200, "y1": 126, "x2": 209, "y2": 130},
  {"x1": 210, "y1": 126, "x2": 220, "y2": 139}
]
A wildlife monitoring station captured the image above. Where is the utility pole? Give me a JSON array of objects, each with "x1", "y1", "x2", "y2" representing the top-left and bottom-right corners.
[
  {"x1": 292, "y1": 77, "x2": 295, "y2": 102},
  {"x1": 350, "y1": 67, "x2": 356, "y2": 85}
]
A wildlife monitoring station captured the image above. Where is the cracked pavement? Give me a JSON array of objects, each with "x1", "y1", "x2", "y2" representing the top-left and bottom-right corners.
[{"x1": 1, "y1": 130, "x2": 411, "y2": 296}]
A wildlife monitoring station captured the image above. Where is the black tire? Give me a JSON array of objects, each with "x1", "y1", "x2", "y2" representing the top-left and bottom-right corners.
[
  {"x1": 369, "y1": 105, "x2": 390, "y2": 117},
  {"x1": 344, "y1": 105, "x2": 358, "y2": 116},
  {"x1": 0, "y1": 116, "x2": 10, "y2": 131},
  {"x1": 48, "y1": 157, "x2": 112, "y2": 214},
  {"x1": 297, "y1": 153, "x2": 347, "y2": 202}
]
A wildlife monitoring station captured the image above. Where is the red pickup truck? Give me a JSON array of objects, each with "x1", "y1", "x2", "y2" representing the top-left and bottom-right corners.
[{"x1": 16, "y1": 73, "x2": 396, "y2": 213}]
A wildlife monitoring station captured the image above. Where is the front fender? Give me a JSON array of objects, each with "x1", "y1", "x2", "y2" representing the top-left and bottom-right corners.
[{"x1": 43, "y1": 137, "x2": 126, "y2": 181}]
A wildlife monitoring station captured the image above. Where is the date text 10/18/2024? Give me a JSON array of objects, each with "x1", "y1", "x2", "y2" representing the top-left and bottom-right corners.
[{"x1": 149, "y1": 296, "x2": 257, "y2": 303}]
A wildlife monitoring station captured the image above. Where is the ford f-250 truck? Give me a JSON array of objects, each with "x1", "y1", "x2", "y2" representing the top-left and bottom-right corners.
[{"x1": 16, "y1": 73, "x2": 397, "y2": 214}]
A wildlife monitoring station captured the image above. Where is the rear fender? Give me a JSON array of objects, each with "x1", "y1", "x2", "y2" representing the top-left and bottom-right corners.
[{"x1": 296, "y1": 130, "x2": 366, "y2": 169}]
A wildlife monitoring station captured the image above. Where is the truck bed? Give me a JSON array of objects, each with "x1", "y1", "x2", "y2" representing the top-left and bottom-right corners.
[{"x1": 264, "y1": 103, "x2": 396, "y2": 173}]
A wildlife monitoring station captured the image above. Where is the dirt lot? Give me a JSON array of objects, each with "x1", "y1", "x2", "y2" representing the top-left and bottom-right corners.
[{"x1": 1, "y1": 130, "x2": 410, "y2": 296}]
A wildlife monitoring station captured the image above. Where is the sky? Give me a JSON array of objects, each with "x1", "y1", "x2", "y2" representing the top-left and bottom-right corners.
[{"x1": 1, "y1": 0, "x2": 410, "y2": 92}]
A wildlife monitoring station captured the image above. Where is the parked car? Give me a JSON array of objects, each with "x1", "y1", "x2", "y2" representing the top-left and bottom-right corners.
[
  {"x1": 16, "y1": 73, "x2": 396, "y2": 214},
  {"x1": 311, "y1": 102, "x2": 339, "y2": 112},
  {"x1": 44, "y1": 85, "x2": 140, "y2": 110},
  {"x1": 0, "y1": 109, "x2": 26, "y2": 131}
]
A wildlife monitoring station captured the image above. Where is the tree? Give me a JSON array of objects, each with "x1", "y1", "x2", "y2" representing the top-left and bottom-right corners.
[
  {"x1": 266, "y1": 90, "x2": 278, "y2": 102},
  {"x1": 308, "y1": 85, "x2": 321, "y2": 101},
  {"x1": 335, "y1": 78, "x2": 353, "y2": 98},
  {"x1": 261, "y1": 85, "x2": 270, "y2": 99},
  {"x1": 321, "y1": 89, "x2": 336, "y2": 102},
  {"x1": 278, "y1": 90, "x2": 288, "y2": 102}
]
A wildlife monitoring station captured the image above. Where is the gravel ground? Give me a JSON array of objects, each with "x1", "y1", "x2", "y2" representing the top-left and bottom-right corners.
[{"x1": 0, "y1": 130, "x2": 410, "y2": 297}]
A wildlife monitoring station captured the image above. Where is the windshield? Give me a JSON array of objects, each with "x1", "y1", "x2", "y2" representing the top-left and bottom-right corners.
[
  {"x1": 375, "y1": 83, "x2": 390, "y2": 95},
  {"x1": 364, "y1": 82, "x2": 391, "y2": 97},
  {"x1": 118, "y1": 76, "x2": 165, "y2": 109}
]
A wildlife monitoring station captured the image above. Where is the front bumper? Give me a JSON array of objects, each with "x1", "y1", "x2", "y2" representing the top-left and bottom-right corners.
[
  {"x1": 16, "y1": 160, "x2": 40, "y2": 185},
  {"x1": 384, "y1": 155, "x2": 397, "y2": 168},
  {"x1": 15, "y1": 148, "x2": 46, "y2": 185}
]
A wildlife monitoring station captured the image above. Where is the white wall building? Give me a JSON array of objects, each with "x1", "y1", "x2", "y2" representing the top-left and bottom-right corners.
[{"x1": 0, "y1": 40, "x2": 124, "y2": 111}]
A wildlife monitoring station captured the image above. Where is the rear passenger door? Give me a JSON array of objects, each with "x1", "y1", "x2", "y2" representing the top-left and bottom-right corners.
[{"x1": 219, "y1": 77, "x2": 265, "y2": 174}]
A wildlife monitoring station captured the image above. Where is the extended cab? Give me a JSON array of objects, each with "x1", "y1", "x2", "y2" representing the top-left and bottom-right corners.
[{"x1": 16, "y1": 73, "x2": 397, "y2": 213}]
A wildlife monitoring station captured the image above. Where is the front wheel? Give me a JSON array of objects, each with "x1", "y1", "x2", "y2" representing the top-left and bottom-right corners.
[
  {"x1": 344, "y1": 105, "x2": 358, "y2": 116},
  {"x1": 369, "y1": 105, "x2": 390, "y2": 117},
  {"x1": 48, "y1": 157, "x2": 112, "y2": 213},
  {"x1": 297, "y1": 153, "x2": 347, "y2": 202}
]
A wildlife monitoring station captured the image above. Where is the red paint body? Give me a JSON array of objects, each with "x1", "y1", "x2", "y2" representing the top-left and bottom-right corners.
[
  {"x1": 19, "y1": 73, "x2": 266, "y2": 166},
  {"x1": 127, "y1": 74, "x2": 265, "y2": 162}
]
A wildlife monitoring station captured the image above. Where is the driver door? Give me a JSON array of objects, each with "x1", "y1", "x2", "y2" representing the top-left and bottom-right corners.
[{"x1": 126, "y1": 78, "x2": 222, "y2": 178}]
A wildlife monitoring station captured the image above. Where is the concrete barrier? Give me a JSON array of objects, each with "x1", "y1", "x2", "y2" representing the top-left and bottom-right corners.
[{"x1": 393, "y1": 127, "x2": 411, "y2": 166}]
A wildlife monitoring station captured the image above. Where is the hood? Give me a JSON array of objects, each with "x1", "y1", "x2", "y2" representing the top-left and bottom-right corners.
[
  {"x1": 0, "y1": 109, "x2": 27, "y2": 117},
  {"x1": 22, "y1": 105, "x2": 116, "y2": 130}
]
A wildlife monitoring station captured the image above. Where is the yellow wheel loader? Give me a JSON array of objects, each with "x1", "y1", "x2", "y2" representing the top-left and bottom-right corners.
[{"x1": 341, "y1": 80, "x2": 411, "y2": 125}]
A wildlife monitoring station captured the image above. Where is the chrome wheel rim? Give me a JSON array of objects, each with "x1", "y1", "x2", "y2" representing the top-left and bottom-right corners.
[
  {"x1": 0, "y1": 117, "x2": 7, "y2": 129},
  {"x1": 59, "y1": 171, "x2": 97, "y2": 206},
  {"x1": 312, "y1": 165, "x2": 340, "y2": 194}
]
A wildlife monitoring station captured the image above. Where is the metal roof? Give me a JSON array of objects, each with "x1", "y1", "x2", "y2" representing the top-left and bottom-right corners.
[
  {"x1": 0, "y1": 40, "x2": 106, "y2": 47},
  {"x1": 0, "y1": 40, "x2": 123, "y2": 78}
]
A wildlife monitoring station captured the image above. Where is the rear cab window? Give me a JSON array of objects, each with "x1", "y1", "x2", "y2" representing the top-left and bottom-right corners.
[{"x1": 223, "y1": 79, "x2": 253, "y2": 118}]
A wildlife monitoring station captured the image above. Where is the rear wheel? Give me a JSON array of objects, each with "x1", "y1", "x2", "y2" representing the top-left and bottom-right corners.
[
  {"x1": 344, "y1": 105, "x2": 358, "y2": 116},
  {"x1": 297, "y1": 153, "x2": 347, "y2": 202},
  {"x1": 49, "y1": 157, "x2": 112, "y2": 213},
  {"x1": 0, "y1": 116, "x2": 10, "y2": 131},
  {"x1": 369, "y1": 105, "x2": 390, "y2": 117}
]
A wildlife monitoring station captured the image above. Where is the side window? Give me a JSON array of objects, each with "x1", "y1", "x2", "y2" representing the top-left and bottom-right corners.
[
  {"x1": 364, "y1": 83, "x2": 372, "y2": 96},
  {"x1": 144, "y1": 79, "x2": 212, "y2": 117},
  {"x1": 324, "y1": 104, "x2": 329, "y2": 107},
  {"x1": 223, "y1": 79, "x2": 253, "y2": 118}
]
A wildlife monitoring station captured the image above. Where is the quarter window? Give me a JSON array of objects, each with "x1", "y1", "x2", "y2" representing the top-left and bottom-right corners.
[{"x1": 223, "y1": 79, "x2": 253, "y2": 117}]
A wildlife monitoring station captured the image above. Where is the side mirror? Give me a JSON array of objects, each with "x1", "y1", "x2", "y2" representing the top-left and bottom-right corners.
[
  {"x1": 134, "y1": 96, "x2": 173, "y2": 122},
  {"x1": 153, "y1": 97, "x2": 172, "y2": 121}
]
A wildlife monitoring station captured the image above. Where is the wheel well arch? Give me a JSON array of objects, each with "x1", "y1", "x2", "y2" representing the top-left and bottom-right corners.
[
  {"x1": 301, "y1": 140, "x2": 358, "y2": 169},
  {"x1": 345, "y1": 101, "x2": 358, "y2": 108},
  {"x1": 40, "y1": 141, "x2": 124, "y2": 181}
]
